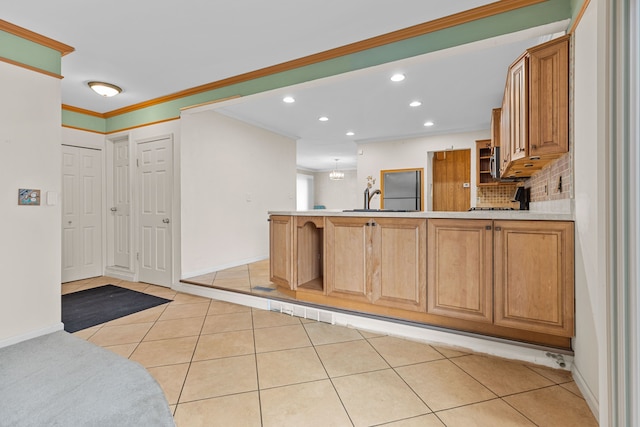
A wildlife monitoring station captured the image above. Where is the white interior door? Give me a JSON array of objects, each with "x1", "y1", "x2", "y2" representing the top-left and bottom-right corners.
[
  {"x1": 62, "y1": 145, "x2": 102, "y2": 283},
  {"x1": 137, "y1": 137, "x2": 173, "y2": 286},
  {"x1": 113, "y1": 140, "x2": 130, "y2": 268}
]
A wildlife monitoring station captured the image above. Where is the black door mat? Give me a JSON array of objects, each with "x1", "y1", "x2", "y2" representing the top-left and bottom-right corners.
[{"x1": 62, "y1": 284, "x2": 172, "y2": 333}]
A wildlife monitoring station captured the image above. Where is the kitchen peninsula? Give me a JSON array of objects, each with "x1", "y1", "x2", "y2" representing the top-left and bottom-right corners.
[{"x1": 269, "y1": 210, "x2": 574, "y2": 350}]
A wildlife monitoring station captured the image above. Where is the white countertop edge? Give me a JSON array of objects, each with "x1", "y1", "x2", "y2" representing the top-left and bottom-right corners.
[{"x1": 268, "y1": 209, "x2": 575, "y2": 221}]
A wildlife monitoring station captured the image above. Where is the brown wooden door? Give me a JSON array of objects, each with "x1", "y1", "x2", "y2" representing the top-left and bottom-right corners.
[
  {"x1": 371, "y1": 217, "x2": 427, "y2": 312},
  {"x1": 432, "y1": 149, "x2": 471, "y2": 211},
  {"x1": 427, "y1": 218, "x2": 493, "y2": 323},
  {"x1": 493, "y1": 220, "x2": 574, "y2": 337}
]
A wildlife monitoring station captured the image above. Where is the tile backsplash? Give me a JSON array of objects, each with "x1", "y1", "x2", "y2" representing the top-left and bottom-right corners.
[
  {"x1": 525, "y1": 152, "x2": 572, "y2": 202},
  {"x1": 476, "y1": 152, "x2": 572, "y2": 208},
  {"x1": 476, "y1": 184, "x2": 519, "y2": 208}
]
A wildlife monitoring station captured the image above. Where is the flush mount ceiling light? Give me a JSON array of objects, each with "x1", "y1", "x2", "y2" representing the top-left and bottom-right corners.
[
  {"x1": 409, "y1": 101, "x2": 422, "y2": 107},
  {"x1": 319, "y1": 116, "x2": 329, "y2": 122},
  {"x1": 424, "y1": 121, "x2": 435, "y2": 127},
  {"x1": 88, "y1": 81, "x2": 122, "y2": 97},
  {"x1": 390, "y1": 73, "x2": 405, "y2": 82},
  {"x1": 346, "y1": 131, "x2": 355, "y2": 136},
  {"x1": 329, "y1": 159, "x2": 344, "y2": 180},
  {"x1": 282, "y1": 96, "x2": 295, "y2": 103}
]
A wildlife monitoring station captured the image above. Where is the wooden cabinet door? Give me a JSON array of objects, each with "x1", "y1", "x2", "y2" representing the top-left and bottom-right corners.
[
  {"x1": 325, "y1": 217, "x2": 372, "y2": 303},
  {"x1": 371, "y1": 218, "x2": 426, "y2": 312},
  {"x1": 500, "y1": 80, "x2": 511, "y2": 177},
  {"x1": 269, "y1": 215, "x2": 293, "y2": 289},
  {"x1": 508, "y1": 54, "x2": 528, "y2": 163},
  {"x1": 529, "y1": 36, "x2": 569, "y2": 157},
  {"x1": 493, "y1": 220, "x2": 574, "y2": 336},
  {"x1": 427, "y1": 219, "x2": 493, "y2": 323}
]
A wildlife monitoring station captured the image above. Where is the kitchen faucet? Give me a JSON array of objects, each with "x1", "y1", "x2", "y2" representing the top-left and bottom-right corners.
[{"x1": 364, "y1": 176, "x2": 381, "y2": 209}]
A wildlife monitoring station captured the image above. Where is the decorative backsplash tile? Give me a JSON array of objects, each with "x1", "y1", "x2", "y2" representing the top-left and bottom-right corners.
[
  {"x1": 476, "y1": 184, "x2": 519, "y2": 208},
  {"x1": 525, "y1": 152, "x2": 572, "y2": 203}
]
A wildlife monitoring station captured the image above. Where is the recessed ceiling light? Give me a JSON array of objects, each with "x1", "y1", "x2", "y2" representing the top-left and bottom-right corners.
[
  {"x1": 346, "y1": 131, "x2": 355, "y2": 136},
  {"x1": 424, "y1": 121, "x2": 435, "y2": 127},
  {"x1": 390, "y1": 73, "x2": 405, "y2": 82},
  {"x1": 409, "y1": 101, "x2": 422, "y2": 107},
  {"x1": 319, "y1": 116, "x2": 329, "y2": 122},
  {"x1": 282, "y1": 96, "x2": 295, "y2": 103},
  {"x1": 88, "y1": 81, "x2": 122, "y2": 97}
]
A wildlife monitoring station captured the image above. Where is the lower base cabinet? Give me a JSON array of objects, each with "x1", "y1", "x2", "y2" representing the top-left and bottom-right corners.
[
  {"x1": 494, "y1": 220, "x2": 574, "y2": 337},
  {"x1": 270, "y1": 214, "x2": 574, "y2": 346},
  {"x1": 325, "y1": 217, "x2": 426, "y2": 312},
  {"x1": 427, "y1": 218, "x2": 574, "y2": 337},
  {"x1": 427, "y1": 219, "x2": 493, "y2": 323}
]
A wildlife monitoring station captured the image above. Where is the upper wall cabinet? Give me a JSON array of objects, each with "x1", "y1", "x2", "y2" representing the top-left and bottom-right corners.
[{"x1": 500, "y1": 35, "x2": 570, "y2": 179}]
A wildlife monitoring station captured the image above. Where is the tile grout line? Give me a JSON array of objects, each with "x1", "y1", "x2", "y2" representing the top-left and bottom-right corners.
[{"x1": 300, "y1": 320, "x2": 357, "y2": 427}]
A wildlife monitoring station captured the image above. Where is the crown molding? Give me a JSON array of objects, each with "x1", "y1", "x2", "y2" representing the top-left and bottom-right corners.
[{"x1": 0, "y1": 19, "x2": 74, "y2": 56}]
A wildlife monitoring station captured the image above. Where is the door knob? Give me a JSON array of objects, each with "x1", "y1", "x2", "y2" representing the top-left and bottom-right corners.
[{"x1": 162, "y1": 218, "x2": 170, "y2": 224}]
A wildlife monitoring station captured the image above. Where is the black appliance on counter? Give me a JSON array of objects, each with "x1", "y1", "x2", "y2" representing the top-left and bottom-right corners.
[{"x1": 512, "y1": 186, "x2": 530, "y2": 210}]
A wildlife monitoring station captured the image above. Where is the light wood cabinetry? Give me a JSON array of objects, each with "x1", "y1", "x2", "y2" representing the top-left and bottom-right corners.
[
  {"x1": 528, "y1": 38, "x2": 570, "y2": 157},
  {"x1": 295, "y1": 216, "x2": 324, "y2": 292},
  {"x1": 494, "y1": 220, "x2": 574, "y2": 337},
  {"x1": 476, "y1": 140, "x2": 499, "y2": 186},
  {"x1": 427, "y1": 219, "x2": 493, "y2": 323},
  {"x1": 269, "y1": 213, "x2": 574, "y2": 348},
  {"x1": 269, "y1": 215, "x2": 293, "y2": 288},
  {"x1": 500, "y1": 35, "x2": 570, "y2": 178},
  {"x1": 490, "y1": 108, "x2": 501, "y2": 148},
  {"x1": 427, "y1": 218, "x2": 574, "y2": 337},
  {"x1": 371, "y1": 217, "x2": 427, "y2": 312},
  {"x1": 324, "y1": 216, "x2": 371, "y2": 303},
  {"x1": 324, "y1": 216, "x2": 427, "y2": 311},
  {"x1": 507, "y1": 54, "x2": 528, "y2": 164}
]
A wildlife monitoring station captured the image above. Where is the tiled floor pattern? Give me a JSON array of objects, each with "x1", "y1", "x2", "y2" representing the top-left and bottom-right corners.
[
  {"x1": 182, "y1": 260, "x2": 295, "y2": 300},
  {"x1": 64, "y1": 272, "x2": 598, "y2": 427}
]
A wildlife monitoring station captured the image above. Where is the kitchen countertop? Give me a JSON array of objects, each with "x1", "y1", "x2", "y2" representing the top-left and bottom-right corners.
[{"x1": 268, "y1": 209, "x2": 574, "y2": 221}]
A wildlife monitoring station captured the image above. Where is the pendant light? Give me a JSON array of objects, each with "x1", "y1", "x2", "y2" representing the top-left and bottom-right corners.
[{"x1": 329, "y1": 159, "x2": 344, "y2": 180}]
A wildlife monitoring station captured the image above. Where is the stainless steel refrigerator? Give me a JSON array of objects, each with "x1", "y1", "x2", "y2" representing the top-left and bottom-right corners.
[{"x1": 382, "y1": 170, "x2": 421, "y2": 211}]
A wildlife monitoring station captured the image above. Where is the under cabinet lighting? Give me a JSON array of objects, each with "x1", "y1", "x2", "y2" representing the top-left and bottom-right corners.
[{"x1": 88, "y1": 81, "x2": 122, "y2": 97}]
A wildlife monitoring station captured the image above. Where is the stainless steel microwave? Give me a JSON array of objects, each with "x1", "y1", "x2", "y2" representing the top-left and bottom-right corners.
[{"x1": 490, "y1": 147, "x2": 500, "y2": 179}]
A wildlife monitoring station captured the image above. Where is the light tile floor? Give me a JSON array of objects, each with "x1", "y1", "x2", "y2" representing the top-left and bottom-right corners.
[{"x1": 64, "y1": 265, "x2": 598, "y2": 427}]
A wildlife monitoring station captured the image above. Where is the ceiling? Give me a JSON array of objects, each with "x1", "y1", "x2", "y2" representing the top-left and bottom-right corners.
[{"x1": 4, "y1": 1, "x2": 569, "y2": 171}]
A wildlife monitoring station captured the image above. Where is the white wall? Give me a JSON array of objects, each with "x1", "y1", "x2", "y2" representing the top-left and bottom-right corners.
[
  {"x1": 572, "y1": 0, "x2": 609, "y2": 421},
  {"x1": 357, "y1": 130, "x2": 489, "y2": 210},
  {"x1": 62, "y1": 127, "x2": 104, "y2": 150},
  {"x1": 314, "y1": 170, "x2": 360, "y2": 209},
  {"x1": 0, "y1": 62, "x2": 62, "y2": 344},
  {"x1": 180, "y1": 110, "x2": 296, "y2": 277}
]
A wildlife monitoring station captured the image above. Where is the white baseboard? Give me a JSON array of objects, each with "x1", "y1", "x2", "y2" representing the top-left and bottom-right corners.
[
  {"x1": 172, "y1": 282, "x2": 573, "y2": 370},
  {"x1": 572, "y1": 365, "x2": 600, "y2": 420},
  {"x1": 104, "y1": 266, "x2": 136, "y2": 282},
  {"x1": 0, "y1": 322, "x2": 64, "y2": 349}
]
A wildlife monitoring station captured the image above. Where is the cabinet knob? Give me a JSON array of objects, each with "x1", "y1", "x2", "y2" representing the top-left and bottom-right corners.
[{"x1": 495, "y1": 226, "x2": 502, "y2": 231}]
